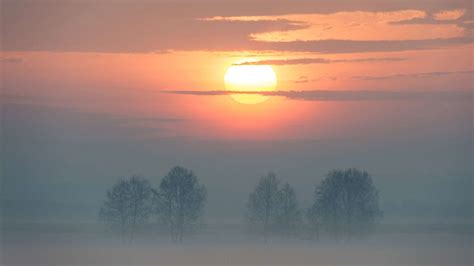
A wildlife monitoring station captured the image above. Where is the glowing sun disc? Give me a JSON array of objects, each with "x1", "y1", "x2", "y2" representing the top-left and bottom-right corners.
[{"x1": 224, "y1": 65, "x2": 277, "y2": 104}]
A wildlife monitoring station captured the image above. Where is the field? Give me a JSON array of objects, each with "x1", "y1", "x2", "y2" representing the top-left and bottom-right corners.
[{"x1": 2, "y1": 222, "x2": 472, "y2": 266}]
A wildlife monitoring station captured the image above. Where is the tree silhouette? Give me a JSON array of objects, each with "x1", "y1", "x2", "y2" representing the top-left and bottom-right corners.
[
  {"x1": 99, "y1": 176, "x2": 153, "y2": 242},
  {"x1": 310, "y1": 168, "x2": 382, "y2": 240},
  {"x1": 246, "y1": 172, "x2": 280, "y2": 241},
  {"x1": 307, "y1": 202, "x2": 322, "y2": 240},
  {"x1": 154, "y1": 166, "x2": 207, "y2": 243},
  {"x1": 275, "y1": 182, "x2": 301, "y2": 238}
]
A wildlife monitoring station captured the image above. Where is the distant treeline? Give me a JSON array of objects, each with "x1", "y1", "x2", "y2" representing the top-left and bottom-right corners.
[{"x1": 99, "y1": 167, "x2": 382, "y2": 243}]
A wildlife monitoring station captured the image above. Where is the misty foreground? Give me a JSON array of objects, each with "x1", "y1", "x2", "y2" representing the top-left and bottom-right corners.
[{"x1": 2, "y1": 222, "x2": 472, "y2": 266}]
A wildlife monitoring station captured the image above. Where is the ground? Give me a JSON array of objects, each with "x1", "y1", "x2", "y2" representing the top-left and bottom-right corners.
[{"x1": 2, "y1": 222, "x2": 472, "y2": 266}]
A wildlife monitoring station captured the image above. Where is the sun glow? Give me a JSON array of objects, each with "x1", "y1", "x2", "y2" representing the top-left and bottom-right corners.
[{"x1": 224, "y1": 65, "x2": 277, "y2": 104}]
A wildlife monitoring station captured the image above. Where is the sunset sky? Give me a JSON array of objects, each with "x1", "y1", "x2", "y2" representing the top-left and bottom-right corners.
[{"x1": 2, "y1": 0, "x2": 473, "y2": 221}]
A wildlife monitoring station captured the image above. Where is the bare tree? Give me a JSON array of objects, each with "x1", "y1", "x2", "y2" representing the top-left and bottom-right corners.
[
  {"x1": 127, "y1": 176, "x2": 153, "y2": 240},
  {"x1": 154, "y1": 166, "x2": 207, "y2": 243},
  {"x1": 99, "y1": 179, "x2": 130, "y2": 239},
  {"x1": 246, "y1": 172, "x2": 280, "y2": 241},
  {"x1": 307, "y1": 202, "x2": 321, "y2": 240},
  {"x1": 99, "y1": 176, "x2": 153, "y2": 242},
  {"x1": 275, "y1": 182, "x2": 301, "y2": 238},
  {"x1": 310, "y1": 168, "x2": 382, "y2": 240}
]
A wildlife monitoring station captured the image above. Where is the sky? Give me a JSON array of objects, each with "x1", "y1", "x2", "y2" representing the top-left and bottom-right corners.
[{"x1": 1, "y1": 0, "x2": 473, "y2": 222}]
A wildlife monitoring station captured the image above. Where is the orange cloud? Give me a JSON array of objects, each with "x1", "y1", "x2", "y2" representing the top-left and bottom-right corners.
[
  {"x1": 205, "y1": 10, "x2": 465, "y2": 42},
  {"x1": 433, "y1": 9, "x2": 466, "y2": 21}
]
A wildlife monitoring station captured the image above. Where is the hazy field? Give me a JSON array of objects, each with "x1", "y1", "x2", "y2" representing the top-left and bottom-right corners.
[{"x1": 1, "y1": 222, "x2": 472, "y2": 266}]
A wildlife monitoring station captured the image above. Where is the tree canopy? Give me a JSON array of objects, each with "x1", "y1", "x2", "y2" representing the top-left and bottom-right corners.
[
  {"x1": 309, "y1": 168, "x2": 382, "y2": 240},
  {"x1": 154, "y1": 166, "x2": 207, "y2": 242},
  {"x1": 99, "y1": 176, "x2": 153, "y2": 241},
  {"x1": 246, "y1": 173, "x2": 302, "y2": 240}
]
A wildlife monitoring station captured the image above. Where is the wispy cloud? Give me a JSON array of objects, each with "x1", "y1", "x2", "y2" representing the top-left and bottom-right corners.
[
  {"x1": 0, "y1": 92, "x2": 31, "y2": 103},
  {"x1": 353, "y1": 70, "x2": 474, "y2": 80},
  {"x1": 238, "y1": 10, "x2": 467, "y2": 43},
  {"x1": 293, "y1": 76, "x2": 338, "y2": 83},
  {"x1": 163, "y1": 89, "x2": 471, "y2": 101},
  {"x1": 1, "y1": 57, "x2": 23, "y2": 63},
  {"x1": 233, "y1": 57, "x2": 404, "y2": 66},
  {"x1": 112, "y1": 117, "x2": 187, "y2": 123},
  {"x1": 433, "y1": 9, "x2": 466, "y2": 21},
  {"x1": 254, "y1": 36, "x2": 473, "y2": 54},
  {"x1": 389, "y1": 8, "x2": 471, "y2": 31}
]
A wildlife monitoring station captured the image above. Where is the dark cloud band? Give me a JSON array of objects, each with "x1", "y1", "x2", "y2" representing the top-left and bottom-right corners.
[
  {"x1": 233, "y1": 57, "x2": 405, "y2": 66},
  {"x1": 353, "y1": 70, "x2": 474, "y2": 80},
  {"x1": 163, "y1": 89, "x2": 472, "y2": 101}
]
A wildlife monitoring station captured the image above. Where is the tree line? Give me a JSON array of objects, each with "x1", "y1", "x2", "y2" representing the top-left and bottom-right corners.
[
  {"x1": 99, "y1": 166, "x2": 381, "y2": 242},
  {"x1": 99, "y1": 166, "x2": 206, "y2": 243}
]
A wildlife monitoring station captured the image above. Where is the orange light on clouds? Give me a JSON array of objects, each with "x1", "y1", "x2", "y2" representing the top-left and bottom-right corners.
[
  {"x1": 433, "y1": 9, "x2": 466, "y2": 21},
  {"x1": 205, "y1": 10, "x2": 465, "y2": 42}
]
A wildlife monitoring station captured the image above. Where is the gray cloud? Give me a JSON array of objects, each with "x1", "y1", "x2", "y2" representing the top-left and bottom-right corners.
[
  {"x1": 353, "y1": 70, "x2": 474, "y2": 80},
  {"x1": 0, "y1": 92, "x2": 36, "y2": 105},
  {"x1": 110, "y1": 116, "x2": 188, "y2": 128},
  {"x1": 234, "y1": 57, "x2": 404, "y2": 66},
  {"x1": 293, "y1": 76, "x2": 338, "y2": 83},
  {"x1": 294, "y1": 76, "x2": 310, "y2": 83},
  {"x1": 252, "y1": 36, "x2": 473, "y2": 54},
  {"x1": 390, "y1": 17, "x2": 451, "y2": 25},
  {"x1": 1, "y1": 57, "x2": 23, "y2": 63},
  {"x1": 163, "y1": 89, "x2": 472, "y2": 101},
  {"x1": 133, "y1": 117, "x2": 186, "y2": 123}
]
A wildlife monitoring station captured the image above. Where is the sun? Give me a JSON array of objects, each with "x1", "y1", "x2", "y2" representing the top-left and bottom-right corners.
[{"x1": 224, "y1": 65, "x2": 277, "y2": 104}]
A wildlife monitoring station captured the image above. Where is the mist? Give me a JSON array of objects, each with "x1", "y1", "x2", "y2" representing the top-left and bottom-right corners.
[{"x1": 1, "y1": 100, "x2": 472, "y2": 265}]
